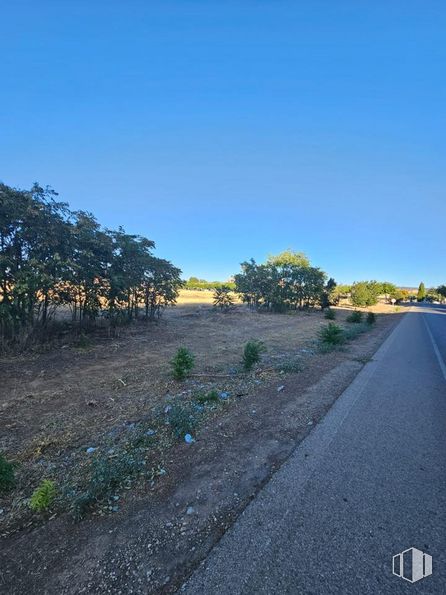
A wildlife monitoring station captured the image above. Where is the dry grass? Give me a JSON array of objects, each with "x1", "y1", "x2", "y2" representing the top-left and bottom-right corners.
[
  {"x1": 176, "y1": 288, "x2": 240, "y2": 305},
  {"x1": 0, "y1": 302, "x2": 401, "y2": 457},
  {"x1": 0, "y1": 300, "x2": 404, "y2": 539}
]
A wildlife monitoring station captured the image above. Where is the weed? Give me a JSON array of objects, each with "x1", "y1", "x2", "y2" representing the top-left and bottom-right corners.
[
  {"x1": 366, "y1": 311, "x2": 376, "y2": 324},
  {"x1": 277, "y1": 358, "x2": 304, "y2": 374},
  {"x1": 346, "y1": 310, "x2": 363, "y2": 323},
  {"x1": 29, "y1": 479, "x2": 56, "y2": 512},
  {"x1": 171, "y1": 347, "x2": 195, "y2": 380},
  {"x1": 324, "y1": 308, "x2": 336, "y2": 320},
  {"x1": 243, "y1": 340, "x2": 266, "y2": 371},
  {"x1": 0, "y1": 453, "x2": 16, "y2": 492},
  {"x1": 167, "y1": 403, "x2": 199, "y2": 437},
  {"x1": 127, "y1": 428, "x2": 158, "y2": 450},
  {"x1": 195, "y1": 389, "x2": 219, "y2": 404},
  {"x1": 70, "y1": 451, "x2": 144, "y2": 520}
]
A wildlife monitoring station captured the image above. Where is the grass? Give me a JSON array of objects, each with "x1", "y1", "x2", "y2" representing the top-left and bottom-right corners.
[
  {"x1": 30, "y1": 480, "x2": 56, "y2": 512},
  {"x1": 1, "y1": 302, "x2": 392, "y2": 528},
  {"x1": 276, "y1": 357, "x2": 305, "y2": 374},
  {"x1": 195, "y1": 389, "x2": 220, "y2": 404}
]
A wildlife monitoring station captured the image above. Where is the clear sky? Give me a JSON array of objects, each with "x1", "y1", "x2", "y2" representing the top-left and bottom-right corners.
[{"x1": 1, "y1": 1, "x2": 445, "y2": 286}]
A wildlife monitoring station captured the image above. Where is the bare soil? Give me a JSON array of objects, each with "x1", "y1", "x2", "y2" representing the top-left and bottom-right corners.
[{"x1": 0, "y1": 298, "x2": 404, "y2": 594}]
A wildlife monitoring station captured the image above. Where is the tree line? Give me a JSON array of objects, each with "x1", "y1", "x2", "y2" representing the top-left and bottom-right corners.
[
  {"x1": 0, "y1": 183, "x2": 183, "y2": 349},
  {"x1": 185, "y1": 277, "x2": 235, "y2": 291}
]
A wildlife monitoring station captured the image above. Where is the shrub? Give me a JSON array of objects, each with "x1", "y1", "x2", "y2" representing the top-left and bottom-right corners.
[
  {"x1": 195, "y1": 389, "x2": 219, "y2": 404},
  {"x1": 0, "y1": 453, "x2": 16, "y2": 492},
  {"x1": 319, "y1": 323, "x2": 345, "y2": 346},
  {"x1": 70, "y1": 451, "x2": 144, "y2": 520},
  {"x1": 277, "y1": 358, "x2": 304, "y2": 374},
  {"x1": 366, "y1": 311, "x2": 376, "y2": 324},
  {"x1": 167, "y1": 403, "x2": 198, "y2": 438},
  {"x1": 29, "y1": 479, "x2": 56, "y2": 512},
  {"x1": 346, "y1": 310, "x2": 363, "y2": 323},
  {"x1": 242, "y1": 340, "x2": 266, "y2": 371},
  {"x1": 213, "y1": 286, "x2": 234, "y2": 311},
  {"x1": 324, "y1": 308, "x2": 336, "y2": 320},
  {"x1": 171, "y1": 347, "x2": 195, "y2": 380}
]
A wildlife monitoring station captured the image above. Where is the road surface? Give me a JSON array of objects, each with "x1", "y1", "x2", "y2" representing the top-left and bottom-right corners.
[{"x1": 181, "y1": 305, "x2": 446, "y2": 594}]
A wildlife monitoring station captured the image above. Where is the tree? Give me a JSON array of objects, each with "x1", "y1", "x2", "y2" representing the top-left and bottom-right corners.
[
  {"x1": 267, "y1": 250, "x2": 310, "y2": 268},
  {"x1": 437, "y1": 285, "x2": 446, "y2": 303},
  {"x1": 0, "y1": 182, "x2": 183, "y2": 349},
  {"x1": 142, "y1": 258, "x2": 183, "y2": 320},
  {"x1": 350, "y1": 281, "x2": 380, "y2": 307},
  {"x1": 321, "y1": 278, "x2": 337, "y2": 309},
  {"x1": 379, "y1": 282, "x2": 397, "y2": 303},
  {"x1": 417, "y1": 282, "x2": 426, "y2": 302},
  {"x1": 235, "y1": 254, "x2": 326, "y2": 311}
]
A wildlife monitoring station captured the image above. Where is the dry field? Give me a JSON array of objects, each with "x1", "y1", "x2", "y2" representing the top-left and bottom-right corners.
[
  {"x1": 0, "y1": 295, "x2": 405, "y2": 593},
  {"x1": 1, "y1": 299, "x2": 347, "y2": 453}
]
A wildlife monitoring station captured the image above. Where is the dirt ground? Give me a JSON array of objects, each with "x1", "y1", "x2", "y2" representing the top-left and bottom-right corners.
[{"x1": 0, "y1": 295, "x2": 405, "y2": 594}]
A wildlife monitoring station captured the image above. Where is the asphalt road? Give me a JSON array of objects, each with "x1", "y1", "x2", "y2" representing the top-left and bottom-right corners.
[{"x1": 181, "y1": 305, "x2": 446, "y2": 594}]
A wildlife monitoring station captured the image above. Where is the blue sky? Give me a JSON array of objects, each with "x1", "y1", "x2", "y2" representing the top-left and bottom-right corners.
[{"x1": 1, "y1": 1, "x2": 445, "y2": 286}]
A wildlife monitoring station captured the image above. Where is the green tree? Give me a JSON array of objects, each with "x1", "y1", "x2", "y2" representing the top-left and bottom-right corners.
[
  {"x1": 437, "y1": 285, "x2": 446, "y2": 303},
  {"x1": 235, "y1": 255, "x2": 326, "y2": 311},
  {"x1": 350, "y1": 281, "x2": 380, "y2": 307},
  {"x1": 266, "y1": 250, "x2": 310, "y2": 268},
  {"x1": 0, "y1": 182, "x2": 183, "y2": 349},
  {"x1": 417, "y1": 282, "x2": 426, "y2": 302},
  {"x1": 321, "y1": 277, "x2": 337, "y2": 309},
  {"x1": 142, "y1": 258, "x2": 183, "y2": 319}
]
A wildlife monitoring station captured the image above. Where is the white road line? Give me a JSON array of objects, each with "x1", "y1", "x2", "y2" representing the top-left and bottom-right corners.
[{"x1": 423, "y1": 315, "x2": 446, "y2": 382}]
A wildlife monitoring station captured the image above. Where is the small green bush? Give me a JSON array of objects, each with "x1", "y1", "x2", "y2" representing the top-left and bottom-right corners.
[
  {"x1": 319, "y1": 323, "x2": 345, "y2": 346},
  {"x1": 242, "y1": 340, "x2": 266, "y2": 371},
  {"x1": 324, "y1": 308, "x2": 336, "y2": 320},
  {"x1": 0, "y1": 453, "x2": 16, "y2": 492},
  {"x1": 171, "y1": 347, "x2": 195, "y2": 380},
  {"x1": 30, "y1": 479, "x2": 56, "y2": 512},
  {"x1": 346, "y1": 310, "x2": 363, "y2": 323},
  {"x1": 366, "y1": 311, "x2": 376, "y2": 324},
  {"x1": 195, "y1": 389, "x2": 219, "y2": 404},
  {"x1": 71, "y1": 451, "x2": 144, "y2": 520},
  {"x1": 167, "y1": 403, "x2": 198, "y2": 437}
]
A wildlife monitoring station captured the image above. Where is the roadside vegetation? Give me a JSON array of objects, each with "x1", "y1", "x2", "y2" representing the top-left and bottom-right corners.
[{"x1": 0, "y1": 183, "x2": 183, "y2": 351}]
